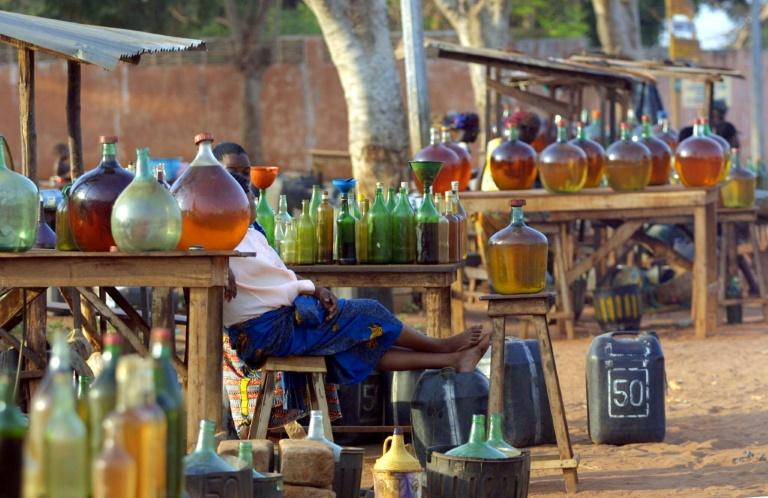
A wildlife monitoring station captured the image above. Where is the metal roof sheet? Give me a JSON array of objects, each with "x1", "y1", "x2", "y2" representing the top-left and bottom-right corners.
[{"x1": 0, "y1": 9, "x2": 205, "y2": 70}]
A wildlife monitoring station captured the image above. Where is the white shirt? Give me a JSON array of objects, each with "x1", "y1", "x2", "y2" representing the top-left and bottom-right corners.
[{"x1": 223, "y1": 228, "x2": 315, "y2": 327}]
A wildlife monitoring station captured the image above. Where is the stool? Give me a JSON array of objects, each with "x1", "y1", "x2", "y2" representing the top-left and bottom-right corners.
[
  {"x1": 249, "y1": 356, "x2": 333, "y2": 440},
  {"x1": 717, "y1": 208, "x2": 768, "y2": 322},
  {"x1": 481, "y1": 292, "x2": 579, "y2": 495}
]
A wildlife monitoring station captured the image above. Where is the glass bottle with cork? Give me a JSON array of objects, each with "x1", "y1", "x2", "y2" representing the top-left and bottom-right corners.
[
  {"x1": 391, "y1": 182, "x2": 416, "y2": 264},
  {"x1": 367, "y1": 183, "x2": 392, "y2": 263},
  {"x1": 336, "y1": 190, "x2": 357, "y2": 265},
  {"x1": 297, "y1": 200, "x2": 317, "y2": 264},
  {"x1": 316, "y1": 191, "x2": 335, "y2": 264}
]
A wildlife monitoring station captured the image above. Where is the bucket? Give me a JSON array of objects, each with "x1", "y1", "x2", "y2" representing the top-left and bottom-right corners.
[
  {"x1": 425, "y1": 450, "x2": 530, "y2": 498},
  {"x1": 252, "y1": 472, "x2": 283, "y2": 498},
  {"x1": 333, "y1": 447, "x2": 364, "y2": 498}
]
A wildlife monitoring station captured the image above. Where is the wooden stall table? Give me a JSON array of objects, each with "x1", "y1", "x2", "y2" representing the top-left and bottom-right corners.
[
  {"x1": 289, "y1": 263, "x2": 462, "y2": 338},
  {"x1": 0, "y1": 249, "x2": 236, "y2": 448},
  {"x1": 462, "y1": 186, "x2": 719, "y2": 339}
]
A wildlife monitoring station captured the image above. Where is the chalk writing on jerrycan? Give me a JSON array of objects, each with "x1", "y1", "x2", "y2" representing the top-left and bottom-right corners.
[{"x1": 586, "y1": 331, "x2": 665, "y2": 445}]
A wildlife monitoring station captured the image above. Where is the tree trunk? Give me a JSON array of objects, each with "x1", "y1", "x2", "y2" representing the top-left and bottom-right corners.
[
  {"x1": 433, "y1": 0, "x2": 511, "y2": 146},
  {"x1": 592, "y1": 0, "x2": 642, "y2": 58},
  {"x1": 304, "y1": 0, "x2": 409, "y2": 197},
  {"x1": 241, "y1": 65, "x2": 267, "y2": 163}
]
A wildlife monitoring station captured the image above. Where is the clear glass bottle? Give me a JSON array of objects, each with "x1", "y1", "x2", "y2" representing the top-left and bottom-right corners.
[
  {"x1": 35, "y1": 201, "x2": 56, "y2": 249},
  {"x1": 305, "y1": 410, "x2": 342, "y2": 461},
  {"x1": 434, "y1": 193, "x2": 450, "y2": 264},
  {"x1": 184, "y1": 420, "x2": 234, "y2": 475},
  {"x1": 489, "y1": 125, "x2": 538, "y2": 190},
  {"x1": 441, "y1": 127, "x2": 472, "y2": 191},
  {"x1": 316, "y1": 191, "x2": 335, "y2": 264},
  {"x1": 44, "y1": 369, "x2": 88, "y2": 498},
  {"x1": 487, "y1": 200, "x2": 548, "y2": 294},
  {"x1": 336, "y1": 192, "x2": 356, "y2": 265},
  {"x1": 55, "y1": 185, "x2": 78, "y2": 251},
  {"x1": 0, "y1": 135, "x2": 38, "y2": 252},
  {"x1": 569, "y1": 121, "x2": 606, "y2": 188},
  {"x1": 367, "y1": 183, "x2": 392, "y2": 263},
  {"x1": 413, "y1": 127, "x2": 461, "y2": 194},
  {"x1": 68, "y1": 136, "x2": 133, "y2": 251},
  {"x1": 111, "y1": 148, "x2": 182, "y2": 252},
  {"x1": 170, "y1": 133, "x2": 251, "y2": 250},
  {"x1": 356, "y1": 197, "x2": 370, "y2": 264},
  {"x1": 637, "y1": 115, "x2": 672, "y2": 186},
  {"x1": 151, "y1": 328, "x2": 185, "y2": 498},
  {"x1": 297, "y1": 200, "x2": 316, "y2": 264},
  {"x1": 486, "y1": 413, "x2": 521, "y2": 457},
  {"x1": 0, "y1": 373, "x2": 26, "y2": 498},
  {"x1": 93, "y1": 417, "x2": 136, "y2": 498},
  {"x1": 281, "y1": 219, "x2": 298, "y2": 264},
  {"x1": 721, "y1": 149, "x2": 756, "y2": 208},
  {"x1": 605, "y1": 122, "x2": 652, "y2": 192},
  {"x1": 274, "y1": 194, "x2": 292, "y2": 256},
  {"x1": 391, "y1": 182, "x2": 416, "y2": 264},
  {"x1": 445, "y1": 414, "x2": 507, "y2": 459},
  {"x1": 444, "y1": 191, "x2": 460, "y2": 263},
  {"x1": 155, "y1": 164, "x2": 171, "y2": 190},
  {"x1": 451, "y1": 181, "x2": 468, "y2": 260},
  {"x1": 88, "y1": 332, "x2": 121, "y2": 460},
  {"x1": 309, "y1": 185, "x2": 322, "y2": 226},
  {"x1": 539, "y1": 120, "x2": 588, "y2": 193},
  {"x1": 675, "y1": 118, "x2": 725, "y2": 188},
  {"x1": 416, "y1": 187, "x2": 440, "y2": 264}
]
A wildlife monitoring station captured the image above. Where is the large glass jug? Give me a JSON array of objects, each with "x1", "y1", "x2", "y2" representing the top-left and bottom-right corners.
[
  {"x1": 637, "y1": 115, "x2": 672, "y2": 186},
  {"x1": 605, "y1": 122, "x2": 652, "y2": 192},
  {"x1": 413, "y1": 127, "x2": 461, "y2": 194},
  {"x1": 569, "y1": 121, "x2": 605, "y2": 188},
  {"x1": 55, "y1": 186, "x2": 78, "y2": 251},
  {"x1": 721, "y1": 149, "x2": 756, "y2": 208},
  {"x1": 487, "y1": 200, "x2": 548, "y2": 294},
  {"x1": 538, "y1": 120, "x2": 588, "y2": 193},
  {"x1": 0, "y1": 135, "x2": 39, "y2": 252},
  {"x1": 675, "y1": 119, "x2": 724, "y2": 188},
  {"x1": 111, "y1": 148, "x2": 182, "y2": 252},
  {"x1": 441, "y1": 128, "x2": 472, "y2": 191},
  {"x1": 703, "y1": 118, "x2": 731, "y2": 182},
  {"x1": 69, "y1": 136, "x2": 134, "y2": 251},
  {"x1": 655, "y1": 112, "x2": 678, "y2": 152},
  {"x1": 489, "y1": 125, "x2": 538, "y2": 190},
  {"x1": 444, "y1": 414, "x2": 507, "y2": 459},
  {"x1": 170, "y1": 133, "x2": 251, "y2": 250}
]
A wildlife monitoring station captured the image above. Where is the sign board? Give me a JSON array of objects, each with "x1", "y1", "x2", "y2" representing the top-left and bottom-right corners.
[{"x1": 682, "y1": 80, "x2": 732, "y2": 109}]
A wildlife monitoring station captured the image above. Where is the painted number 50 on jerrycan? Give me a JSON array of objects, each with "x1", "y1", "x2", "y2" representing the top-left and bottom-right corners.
[{"x1": 586, "y1": 331, "x2": 665, "y2": 445}]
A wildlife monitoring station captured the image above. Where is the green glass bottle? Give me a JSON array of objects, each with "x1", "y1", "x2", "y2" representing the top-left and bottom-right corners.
[
  {"x1": 336, "y1": 192, "x2": 356, "y2": 265},
  {"x1": 416, "y1": 187, "x2": 441, "y2": 264},
  {"x1": 0, "y1": 135, "x2": 38, "y2": 252},
  {"x1": 385, "y1": 186, "x2": 397, "y2": 213},
  {"x1": 281, "y1": 219, "x2": 298, "y2": 264},
  {"x1": 356, "y1": 197, "x2": 370, "y2": 264},
  {"x1": 256, "y1": 189, "x2": 276, "y2": 248},
  {"x1": 349, "y1": 188, "x2": 362, "y2": 220},
  {"x1": 392, "y1": 182, "x2": 416, "y2": 264},
  {"x1": 111, "y1": 147, "x2": 182, "y2": 252},
  {"x1": 237, "y1": 441, "x2": 264, "y2": 477},
  {"x1": 184, "y1": 419, "x2": 234, "y2": 475},
  {"x1": 45, "y1": 369, "x2": 88, "y2": 498},
  {"x1": 88, "y1": 332, "x2": 121, "y2": 461},
  {"x1": 486, "y1": 413, "x2": 521, "y2": 457},
  {"x1": 445, "y1": 414, "x2": 507, "y2": 459},
  {"x1": 297, "y1": 200, "x2": 316, "y2": 264},
  {"x1": 0, "y1": 373, "x2": 27, "y2": 498},
  {"x1": 316, "y1": 191, "x2": 335, "y2": 264},
  {"x1": 309, "y1": 185, "x2": 322, "y2": 226},
  {"x1": 434, "y1": 193, "x2": 450, "y2": 264},
  {"x1": 75, "y1": 375, "x2": 91, "y2": 479},
  {"x1": 151, "y1": 328, "x2": 185, "y2": 498},
  {"x1": 55, "y1": 185, "x2": 78, "y2": 251},
  {"x1": 367, "y1": 183, "x2": 392, "y2": 263},
  {"x1": 274, "y1": 194, "x2": 292, "y2": 256}
]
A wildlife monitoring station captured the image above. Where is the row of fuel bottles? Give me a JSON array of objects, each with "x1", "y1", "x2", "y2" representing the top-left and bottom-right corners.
[{"x1": 270, "y1": 180, "x2": 469, "y2": 265}]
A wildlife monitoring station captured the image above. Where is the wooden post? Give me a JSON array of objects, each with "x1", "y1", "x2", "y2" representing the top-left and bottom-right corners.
[
  {"x1": 66, "y1": 61, "x2": 84, "y2": 179},
  {"x1": 18, "y1": 48, "x2": 36, "y2": 183},
  {"x1": 400, "y1": 0, "x2": 430, "y2": 156}
]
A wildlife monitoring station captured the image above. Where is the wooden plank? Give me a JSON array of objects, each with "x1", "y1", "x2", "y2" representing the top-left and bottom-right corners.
[
  {"x1": 264, "y1": 356, "x2": 326, "y2": 373},
  {"x1": 693, "y1": 203, "x2": 718, "y2": 338},
  {"x1": 485, "y1": 297, "x2": 552, "y2": 316},
  {"x1": 488, "y1": 316, "x2": 506, "y2": 415},
  {"x1": 487, "y1": 79, "x2": 571, "y2": 116},
  {"x1": 187, "y1": 287, "x2": 223, "y2": 446},
  {"x1": 293, "y1": 270, "x2": 457, "y2": 289},
  {"x1": 450, "y1": 269, "x2": 465, "y2": 334},
  {"x1": 552, "y1": 232, "x2": 575, "y2": 339},
  {"x1": 103, "y1": 287, "x2": 151, "y2": 342},
  {"x1": 437, "y1": 287, "x2": 452, "y2": 338},
  {"x1": 0, "y1": 326, "x2": 44, "y2": 368},
  {"x1": 530, "y1": 456, "x2": 580, "y2": 470},
  {"x1": 66, "y1": 61, "x2": 83, "y2": 179},
  {"x1": 76, "y1": 287, "x2": 148, "y2": 356},
  {"x1": 249, "y1": 371, "x2": 275, "y2": 440},
  {"x1": 423, "y1": 287, "x2": 442, "y2": 338},
  {"x1": 150, "y1": 287, "x2": 175, "y2": 332},
  {"x1": 0, "y1": 288, "x2": 44, "y2": 329},
  {"x1": 26, "y1": 292, "x2": 47, "y2": 395},
  {"x1": 565, "y1": 221, "x2": 643, "y2": 283},
  {"x1": 18, "y1": 48, "x2": 36, "y2": 183},
  {"x1": 750, "y1": 224, "x2": 768, "y2": 320}
]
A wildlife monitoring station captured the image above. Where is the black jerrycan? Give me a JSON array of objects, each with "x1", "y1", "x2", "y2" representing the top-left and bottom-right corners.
[
  {"x1": 410, "y1": 368, "x2": 489, "y2": 467},
  {"x1": 333, "y1": 371, "x2": 384, "y2": 445},
  {"x1": 587, "y1": 330, "x2": 665, "y2": 445},
  {"x1": 384, "y1": 370, "x2": 424, "y2": 426}
]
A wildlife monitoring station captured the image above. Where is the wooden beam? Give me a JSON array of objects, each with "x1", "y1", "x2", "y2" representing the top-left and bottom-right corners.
[
  {"x1": 400, "y1": 0, "x2": 430, "y2": 156},
  {"x1": 18, "y1": 48, "x2": 36, "y2": 183},
  {"x1": 66, "y1": 61, "x2": 84, "y2": 179},
  {"x1": 0, "y1": 327, "x2": 44, "y2": 369},
  {"x1": 565, "y1": 221, "x2": 644, "y2": 283},
  {"x1": 0, "y1": 288, "x2": 44, "y2": 330},
  {"x1": 487, "y1": 79, "x2": 571, "y2": 117},
  {"x1": 76, "y1": 286, "x2": 148, "y2": 356},
  {"x1": 103, "y1": 287, "x2": 151, "y2": 343}
]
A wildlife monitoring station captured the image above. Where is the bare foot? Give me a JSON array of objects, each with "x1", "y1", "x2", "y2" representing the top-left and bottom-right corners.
[
  {"x1": 443, "y1": 325, "x2": 484, "y2": 353},
  {"x1": 455, "y1": 330, "x2": 491, "y2": 372}
]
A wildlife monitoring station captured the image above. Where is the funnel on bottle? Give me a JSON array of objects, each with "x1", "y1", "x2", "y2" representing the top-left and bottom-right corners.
[
  {"x1": 332, "y1": 178, "x2": 357, "y2": 196},
  {"x1": 409, "y1": 161, "x2": 443, "y2": 192},
  {"x1": 250, "y1": 166, "x2": 279, "y2": 190}
]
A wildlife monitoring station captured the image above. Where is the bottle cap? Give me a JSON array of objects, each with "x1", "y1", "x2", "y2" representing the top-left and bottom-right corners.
[
  {"x1": 641, "y1": 115, "x2": 650, "y2": 124},
  {"x1": 100, "y1": 135, "x2": 118, "y2": 144},
  {"x1": 510, "y1": 199, "x2": 526, "y2": 207},
  {"x1": 556, "y1": 119, "x2": 567, "y2": 128},
  {"x1": 103, "y1": 332, "x2": 122, "y2": 346},
  {"x1": 577, "y1": 121, "x2": 585, "y2": 128},
  {"x1": 194, "y1": 132, "x2": 214, "y2": 144},
  {"x1": 151, "y1": 328, "x2": 172, "y2": 342},
  {"x1": 620, "y1": 122, "x2": 630, "y2": 130}
]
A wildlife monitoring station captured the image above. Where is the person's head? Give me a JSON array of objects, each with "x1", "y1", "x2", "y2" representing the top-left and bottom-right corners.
[
  {"x1": 509, "y1": 111, "x2": 541, "y2": 144},
  {"x1": 229, "y1": 170, "x2": 257, "y2": 224},
  {"x1": 712, "y1": 100, "x2": 728, "y2": 125},
  {"x1": 53, "y1": 143, "x2": 68, "y2": 160},
  {"x1": 213, "y1": 142, "x2": 250, "y2": 177},
  {"x1": 678, "y1": 125, "x2": 694, "y2": 143}
]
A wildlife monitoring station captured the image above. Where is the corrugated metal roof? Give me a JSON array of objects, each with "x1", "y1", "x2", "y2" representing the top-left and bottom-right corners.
[{"x1": 0, "y1": 9, "x2": 205, "y2": 70}]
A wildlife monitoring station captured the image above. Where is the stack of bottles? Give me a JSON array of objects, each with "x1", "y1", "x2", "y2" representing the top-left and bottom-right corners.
[
  {"x1": 16, "y1": 328, "x2": 186, "y2": 498},
  {"x1": 276, "y1": 180, "x2": 468, "y2": 265}
]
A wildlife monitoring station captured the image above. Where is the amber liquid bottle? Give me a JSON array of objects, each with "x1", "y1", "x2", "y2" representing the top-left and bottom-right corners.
[
  {"x1": 441, "y1": 128, "x2": 472, "y2": 191},
  {"x1": 434, "y1": 193, "x2": 450, "y2": 264},
  {"x1": 487, "y1": 200, "x2": 548, "y2": 294},
  {"x1": 170, "y1": 133, "x2": 251, "y2": 250},
  {"x1": 68, "y1": 136, "x2": 134, "y2": 251},
  {"x1": 413, "y1": 127, "x2": 461, "y2": 194},
  {"x1": 316, "y1": 191, "x2": 335, "y2": 264},
  {"x1": 675, "y1": 119, "x2": 725, "y2": 188},
  {"x1": 93, "y1": 417, "x2": 137, "y2": 498},
  {"x1": 721, "y1": 148, "x2": 756, "y2": 208},
  {"x1": 444, "y1": 191, "x2": 460, "y2": 262},
  {"x1": 538, "y1": 121, "x2": 588, "y2": 193},
  {"x1": 605, "y1": 122, "x2": 652, "y2": 192},
  {"x1": 451, "y1": 181, "x2": 468, "y2": 259},
  {"x1": 569, "y1": 121, "x2": 606, "y2": 188},
  {"x1": 416, "y1": 187, "x2": 440, "y2": 264},
  {"x1": 702, "y1": 118, "x2": 731, "y2": 182},
  {"x1": 489, "y1": 125, "x2": 538, "y2": 190},
  {"x1": 638, "y1": 115, "x2": 672, "y2": 186}
]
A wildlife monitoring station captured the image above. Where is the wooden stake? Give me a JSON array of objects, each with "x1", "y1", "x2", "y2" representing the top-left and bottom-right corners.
[
  {"x1": 66, "y1": 61, "x2": 84, "y2": 179},
  {"x1": 18, "y1": 48, "x2": 36, "y2": 183}
]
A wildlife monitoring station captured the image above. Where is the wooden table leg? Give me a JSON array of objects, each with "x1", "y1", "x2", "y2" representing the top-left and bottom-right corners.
[
  {"x1": 717, "y1": 221, "x2": 728, "y2": 324},
  {"x1": 450, "y1": 269, "x2": 465, "y2": 335},
  {"x1": 532, "y1": 314, "x2": 578, "y2": 494},
  {"x1": 553, "y1": 231, "x2": 575, "y2": 340},
  {"x1": 693, "y1": 204, "x2": 718, "y2": 338},
  {"x1": 750, "y1": 224, "x2": 768, "y2": 321},
  {"x1": 187, "y1": 287, "x2": 223, "y2": 450},
  {"x1": 26, "y1": 291, "x2": 47, "y2": 396},
  {"x1": 488, "y1": 316, "x2": 506, "y2": 415},
  {"x1": 424, "y1": 287, "x2": 452, "y2": 338}
]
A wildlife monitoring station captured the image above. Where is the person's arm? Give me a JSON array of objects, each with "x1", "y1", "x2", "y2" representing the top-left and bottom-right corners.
[{"x1": 299, "y1": 281, "x2": 339, "y2": 321}]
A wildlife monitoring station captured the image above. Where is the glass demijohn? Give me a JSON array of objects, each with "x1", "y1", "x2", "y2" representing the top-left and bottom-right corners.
[
  {"x1": 413, "y1": 127, "x2": 461, "y2": 194},
  {"x1": 569, "y1": 121, "x2": 606, "y2": 188},
  {"x1": 184, "y1": 420, "x2": 234, "y2": 475},
  {"x1": 675, "y1": 119, "x2": 725, "y2": 188},
  {"x1": 444, "y1": 414, "x2": 507, "y2": 459},
  {"x1": 637, "y1": 115, "x2": 672, "y2": 186},
  {"x1": 538, "y1": 120, "x2": 588, "y2": 193},
  {"x1": 489, "y1": 125, "x2": 538, "y2": 190},
  {"x1": 486, "y1": 413, "x2": 521, "y2": 457},
  {"x1": 0, "y1": 135, "x2": 39, "y2": 252},
  {"x1": 441, "y1": 127, "x2": 472, "y2": 191},
  {"x1": 605, "y1": 122, "x2": 652, "y2": 192}
]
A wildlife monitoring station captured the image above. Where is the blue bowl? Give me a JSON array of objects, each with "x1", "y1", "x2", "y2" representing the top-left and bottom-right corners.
[{"x1": 332, "y1": 178, "x2": 357, "y2": 195}]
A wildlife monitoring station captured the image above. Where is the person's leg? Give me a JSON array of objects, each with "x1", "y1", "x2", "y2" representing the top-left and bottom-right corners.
[
  {"x1": 393, "y1": 323, "x2": 485, "y2": 353},
  {"x1": 378, "y1": 334, "x2": 490, "y2": 373}
]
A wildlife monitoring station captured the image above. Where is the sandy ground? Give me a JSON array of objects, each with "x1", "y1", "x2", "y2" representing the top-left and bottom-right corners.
[{"x1": 359, "y1": 303, "x2": 768, "y2": 497}]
